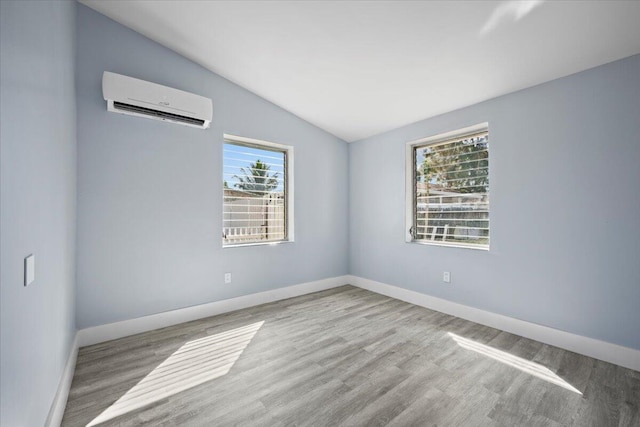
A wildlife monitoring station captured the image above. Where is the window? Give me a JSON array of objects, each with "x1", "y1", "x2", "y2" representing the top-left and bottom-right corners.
[
  {"x1": 406, "y1": 123, "x2": 489, "y2": 250},
  {"x1": 223, "y1": 135, "x2": 294, "y2": 246}
]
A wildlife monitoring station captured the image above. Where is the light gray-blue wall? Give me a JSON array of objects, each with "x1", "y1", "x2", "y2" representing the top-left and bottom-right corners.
[
  {"x1": 75, "y1": 4, "x2": 349, "y2": 329},
  {"x1": 0, "y1": 1, "x2": 78, "y2": 425},
  {"x1": 349, "y1": 54, "x2": 640, "y2": 350}
]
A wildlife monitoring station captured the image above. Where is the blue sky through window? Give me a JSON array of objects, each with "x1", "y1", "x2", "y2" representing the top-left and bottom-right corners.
[{"x1": 223, "y1": 143, "x2": 285, "y2": 192}]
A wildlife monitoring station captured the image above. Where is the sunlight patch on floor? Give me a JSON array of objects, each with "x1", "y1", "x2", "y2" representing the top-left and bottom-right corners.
[
  {"x1": 88, "y1": 321, "x2": 264, "y2": 426},
  {"x1": 448, "y1": 332, "x2": 582, "y2": 394}
]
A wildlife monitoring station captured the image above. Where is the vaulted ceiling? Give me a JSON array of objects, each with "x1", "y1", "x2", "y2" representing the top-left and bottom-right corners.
[{"x1": 81, "y1": 1, "x2": 640, "y2": 142}]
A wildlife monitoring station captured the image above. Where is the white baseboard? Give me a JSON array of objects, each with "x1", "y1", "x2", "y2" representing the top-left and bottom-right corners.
[
  {"x1": 45, "y1": 333, "x2": 79, "y2": 427},
  {"x1": 75, "y1": 273, "x2": 639, "y2": 368},
  {"x1": 348, "y1": 275, "x2": 640, "y2": 372},
  {"x1": 78, "y1": 275, "x2": 349, "y2": 347},
  {"x1": 50, "y1": 273, "x2": 636, "y2": 426}
]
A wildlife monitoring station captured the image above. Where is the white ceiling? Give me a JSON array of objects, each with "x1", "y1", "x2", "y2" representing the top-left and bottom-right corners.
[{"x1": 80, "y1": 1, "x2": 640, "y2": 142}]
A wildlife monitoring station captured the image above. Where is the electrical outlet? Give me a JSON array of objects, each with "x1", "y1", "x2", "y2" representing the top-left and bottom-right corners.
[
  {"x1": 224, "y1": 272, "x2": 232, "y2": 284},
  {"x1": 443, "y1": 271, "x2": 451, "y2": 283}
]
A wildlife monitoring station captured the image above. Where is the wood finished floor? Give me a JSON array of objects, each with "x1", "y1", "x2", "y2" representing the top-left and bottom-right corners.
[{"x1": 62, "y1": 286, "x2": 640, "y2": 427}]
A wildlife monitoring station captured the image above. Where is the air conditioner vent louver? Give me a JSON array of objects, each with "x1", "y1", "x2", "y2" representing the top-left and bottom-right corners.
[
  {"x1": 102, "y1": 71, "x2": 212, "y2": 129},
  {"x1": 113, "y1": 101, "x2": 206, "y2": 126}
]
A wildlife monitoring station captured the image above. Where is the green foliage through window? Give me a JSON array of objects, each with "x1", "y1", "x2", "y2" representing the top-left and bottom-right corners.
[
  {"x1": 233, "y1": 160, "x2": 281, "y2": 195},
  {"x1": 412, "y1": 130, "x2": 489, "y2": 248}
]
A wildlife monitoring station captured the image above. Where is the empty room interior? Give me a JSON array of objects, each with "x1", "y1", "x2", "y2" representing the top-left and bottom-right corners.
[{"x1": 2, "y1": 1, "x2": 640, "y2": 426}]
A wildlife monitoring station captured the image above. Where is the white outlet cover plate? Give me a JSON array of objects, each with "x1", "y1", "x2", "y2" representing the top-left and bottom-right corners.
[{"x1": 24, "y1": 254, "x2": 35, "y2": 286}]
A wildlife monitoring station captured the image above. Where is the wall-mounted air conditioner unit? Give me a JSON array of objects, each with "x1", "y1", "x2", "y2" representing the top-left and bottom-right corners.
[{"x1": 102, "y1": 71, "x2": 213, "y2": 129}]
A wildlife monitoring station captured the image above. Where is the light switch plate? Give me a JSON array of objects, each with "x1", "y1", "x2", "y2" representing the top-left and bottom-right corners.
[{"x1": 24, "y1": 254, "x2": 35, "y2": 286}]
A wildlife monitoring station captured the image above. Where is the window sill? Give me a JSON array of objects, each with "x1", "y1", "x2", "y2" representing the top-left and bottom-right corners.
[
  {"x1": 406, "y1": 240, "x2": 489, "y2": 251},
  {"x1": 223, "y1": 240, "x2": 294, "y2": 249}
]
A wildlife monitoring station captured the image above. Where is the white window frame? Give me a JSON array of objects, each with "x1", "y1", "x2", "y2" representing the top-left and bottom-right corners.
[
  {"x1": 223, "y1": 134, "x2": 294, "y2": 248},
  {"x1": 405, "y1": 122, "x2": 489, "y2": 250}
]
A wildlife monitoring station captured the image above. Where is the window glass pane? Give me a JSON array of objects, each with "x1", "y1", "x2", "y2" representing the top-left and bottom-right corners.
[
  {"x1": 223, "y1": 141, "x2": 286, "y2": 245},
  {"x1": 414, "y1": 132, "x2": 489, "y2": 248}
]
